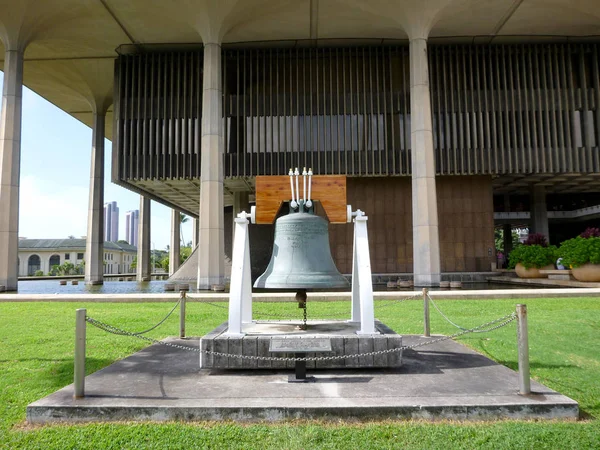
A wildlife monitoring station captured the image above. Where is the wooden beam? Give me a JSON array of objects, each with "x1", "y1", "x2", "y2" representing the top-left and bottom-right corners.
[{"x1": 255, "y1": 175, "x2": 347, "y2": 224}]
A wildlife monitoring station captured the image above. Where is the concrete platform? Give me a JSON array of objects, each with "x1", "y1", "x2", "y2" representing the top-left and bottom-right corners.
[
  {"x1": 200, "y1": 320, "x2": 403, "y2": 369},
  {"x1": 27, "y1": 335, "x2": 578, "y2": 423}
]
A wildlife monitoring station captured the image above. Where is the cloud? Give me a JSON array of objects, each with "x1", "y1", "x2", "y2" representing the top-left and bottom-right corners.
[{"x1": 19, "y1": 175, "x2": 89, "y2": 239}]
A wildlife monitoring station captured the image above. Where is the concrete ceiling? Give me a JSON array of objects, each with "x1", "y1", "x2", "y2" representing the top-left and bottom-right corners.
[
  {"x1": 1, "y1": 0, "x2": 600, "y2": 209},
  {"x1": 0, "y1": 0, "x2": 599, "y2": 138}
]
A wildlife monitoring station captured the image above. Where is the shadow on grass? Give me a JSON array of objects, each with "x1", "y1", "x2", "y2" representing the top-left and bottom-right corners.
[{"x1": 2, "y1": 358, "x2": 118, "y2": 391}]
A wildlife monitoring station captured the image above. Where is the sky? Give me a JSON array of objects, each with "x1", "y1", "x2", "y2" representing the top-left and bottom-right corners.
[{"x1": 0, "y1": 72, "x2": 193, "y2": 251}]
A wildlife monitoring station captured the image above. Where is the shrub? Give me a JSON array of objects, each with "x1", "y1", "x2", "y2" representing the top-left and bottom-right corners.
[
  {"x1": 559, "y1": 236, "x2": 600, "y2": 268},
  {"x1": 508, "y1": 244, "x2": 557, "y2": 269},
  {"x1": 580, "y1": 227, "x2": 600, "y2": 239},
  {"x1": 523, "y1": 232, "x2": 548, "y2": 247},
  {"x1": 34, "y1": 270, "x2": 44, "y2": 277}
]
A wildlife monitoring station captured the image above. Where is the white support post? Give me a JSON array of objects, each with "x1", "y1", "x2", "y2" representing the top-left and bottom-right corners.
[
  {"x1": 226, "y1": 212, "x2": 253, "y2": 336},
  {"x1": 351, "y1": 211, "x2": 377, "y2": 335},
  {"x1": 74, "y1": 308, "x2": 86, "y2": 398}
]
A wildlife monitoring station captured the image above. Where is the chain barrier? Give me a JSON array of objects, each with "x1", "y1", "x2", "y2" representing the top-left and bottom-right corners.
[
  {"x1": 249, "y1": 292, "x2": 423, "y2": 321},
  {"x1": 426, "y1": 293, "x2": 507, "y2": 333},
  {"x1": 85, "y1": 311, "x2": 516, "y2": 363},
  {"x1": 101, "y1": 298, "x2": 182, "y2": 336}
]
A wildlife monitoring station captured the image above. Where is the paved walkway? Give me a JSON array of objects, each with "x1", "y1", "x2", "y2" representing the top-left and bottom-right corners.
[{"x1": 27, "y1": 335, "x2": 578, "y2": 423}]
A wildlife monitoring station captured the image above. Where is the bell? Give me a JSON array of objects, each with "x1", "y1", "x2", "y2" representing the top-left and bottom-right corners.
[{"x1": 254, "y1": 208, "x2": 349, "y2": 290}]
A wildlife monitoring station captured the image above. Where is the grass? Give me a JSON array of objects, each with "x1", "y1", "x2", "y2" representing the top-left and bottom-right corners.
[{"x1": 1, "y1": 297, "x2": 599, "y2": 449}]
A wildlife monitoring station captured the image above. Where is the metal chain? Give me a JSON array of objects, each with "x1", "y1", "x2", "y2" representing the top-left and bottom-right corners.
[
  {"x1": 85, "y1": 311, "x2": 516, "y2": 362},
  {"x1": 96, "y1": 298, "x2": 182, "y2": 336},
  {"x1": 252, "y1": 292, "x2": 423, "y2": 321},
  {"x1": 427, "y1": 294, "x2": 506, "y2": 333}
]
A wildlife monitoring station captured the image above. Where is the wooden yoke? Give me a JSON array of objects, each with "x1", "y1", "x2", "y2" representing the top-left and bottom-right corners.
[{"x1": 255, "y1": 175, "x2": 347, "y2": 224}]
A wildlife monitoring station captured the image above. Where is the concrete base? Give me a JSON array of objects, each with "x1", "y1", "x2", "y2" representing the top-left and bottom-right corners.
[
  {"x1": 200, "y1": 320, "x2": 402, "y2": 369},
  {"x1": 26, "y1": 335, "x2": 578, "y2": 423},
  {"x1": 487, "y1": 276, "x2": 600, "y2": 288}
]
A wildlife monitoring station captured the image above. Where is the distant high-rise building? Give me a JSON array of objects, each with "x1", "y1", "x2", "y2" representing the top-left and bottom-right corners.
[
  {"x1": 125, "y1": 210, "x2": 139, "y2": 247},
  {"x1": 103, "y1": 201, "x2": 119, "y2": 242}
]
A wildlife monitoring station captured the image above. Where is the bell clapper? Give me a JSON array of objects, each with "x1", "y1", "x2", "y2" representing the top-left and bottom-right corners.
[
  {"x1": 306, "y1": 168, "x2": 313, "y2": 209},
  {"x1": 296, "y1": 289, "x2": 308, "y2": 330},
  {"x1": 294, "y1": 168, "x2": 300, "y2": 207},
  {"x1": 289, "y1": 168, "x2": 298, "y2": 209}
]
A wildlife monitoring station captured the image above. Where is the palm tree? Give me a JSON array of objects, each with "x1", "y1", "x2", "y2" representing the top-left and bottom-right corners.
[{"x1": 179, "y1": 212, "x2": 189, "y2": 248}]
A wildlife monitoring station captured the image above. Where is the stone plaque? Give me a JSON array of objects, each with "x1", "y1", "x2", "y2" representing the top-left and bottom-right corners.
[{"x1": 269, "y1": 338, "x2": 332, "y2": 353}]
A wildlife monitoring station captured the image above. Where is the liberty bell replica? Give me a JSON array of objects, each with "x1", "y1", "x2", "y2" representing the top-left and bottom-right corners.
[{"x1": 254, "y1": 168, "x2": 349, "y2": 291}]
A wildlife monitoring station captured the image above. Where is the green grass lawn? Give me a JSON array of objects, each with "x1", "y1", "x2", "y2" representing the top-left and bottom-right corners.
[{"x1": 1, "y1": 297, "x2": 599, "y2": 449}]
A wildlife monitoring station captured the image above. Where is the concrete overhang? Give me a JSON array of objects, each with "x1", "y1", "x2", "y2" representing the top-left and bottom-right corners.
[{"x1": 0, "y1": 0, "x2": 599, "y2": 215}]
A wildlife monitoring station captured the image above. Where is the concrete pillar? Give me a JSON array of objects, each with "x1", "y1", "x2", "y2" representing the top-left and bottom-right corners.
[
  {"x1": 137, "y1": 196, "x2": 151, "y2": 281},
  {"x1": 410, "y1": 38, "x2": 441, "y2": 286},
  {"x1": 530, "y1": 186, "x2": 549, "y2": 242},
  {"x1": 0, "y1": 50, "x2": 24, "y2": 291},
  {"x1": 84, "y1": 113, "x2": 105, "y2": 285},
  {"x1": 503, "y1": 224, "x2": 513, "y2": 259},
  {"x1": 169, "y1": 209, "x2": 181, "y2": 276},
  {"x1": 197, "y1": 42, "x2": 224, "y2": 289},
  {"x1": 191, "y1": 218, "x2": 199, "y2": 249}
]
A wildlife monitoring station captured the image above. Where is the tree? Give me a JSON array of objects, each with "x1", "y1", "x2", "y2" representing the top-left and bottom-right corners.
[
  {"x1": 495, "y1": 228, "x2": 521, "y2": 253},
  {"x1": 68, "y1": 235, "x2": 76, "y2": 239},
  {"x1": 180, "y1": 213, "x2": 189, "y2": 248}
]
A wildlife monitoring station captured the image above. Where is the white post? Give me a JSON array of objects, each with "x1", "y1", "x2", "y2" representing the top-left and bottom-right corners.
[
  {"x1": 74, "y1": 308, "x2": 86, "y2": 398},
  {"x1": 423, "y1": 288, "x2": 430, "y2": 337},
  {"x1": 516, "y1": 304, "x2": 531, "y2": 395},
  {"x1": 350, "y1": 224, "x2": 361, "y2": 323},
  {"x1": 179, "y1": 290, "x2": 186, "y2": 338},
  {"x1": 226, "y1": 213, "x2": 252, "y2": 336},
  {"x1": 353, "y1": 212, "x2": 377, "y2": 335}
]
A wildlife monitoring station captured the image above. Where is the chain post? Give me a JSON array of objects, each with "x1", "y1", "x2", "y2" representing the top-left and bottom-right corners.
[
  {"x1": 423, "y1": 288, "x2": 430, "y2": 337},
  {"x1": 179, "y1": 290, "x2": 186, "y2": 338},
  {"x1": 74, "y1": 308, "x2": 86, "y2": 398},
  {"x1": 516, "y1": 304, "x2": 531, "y2": 395}
]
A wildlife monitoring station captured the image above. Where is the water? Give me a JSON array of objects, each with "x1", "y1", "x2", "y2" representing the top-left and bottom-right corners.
[
  {"x1": 2, "y1": 279, "x2": 545, "y2": 295},
  {"x1": 6, "y1": 280, "x2": 170, "y2": 295}
]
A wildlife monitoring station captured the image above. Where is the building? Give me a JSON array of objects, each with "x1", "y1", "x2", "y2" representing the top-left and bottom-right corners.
[
  {"x1": 125, "y1": 210, "x2": 139, "y2": 247},
  {"x1": 18, "y1": 239, "x2": 137, "y2": 276},
  {"x1": 103, "y1": 201, "x2": 119, "y2": 242},
  {"x1": 1, "y1": 1, "x2": 600, "y2": 291}
]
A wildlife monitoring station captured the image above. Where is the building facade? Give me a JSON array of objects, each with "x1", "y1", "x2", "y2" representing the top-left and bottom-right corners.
[
  {"x1": 125, "y1": 210, "x2": 139, "y2": 247},
  {"x1": 103, "y1": 201, "x2": 119, "y2": 242},
  {"x1": 1, "y1": 1, "x2": 600, "y2": 290},
  {"x1": 18, "y1": 239, "x2": 137, "y2": 276}
]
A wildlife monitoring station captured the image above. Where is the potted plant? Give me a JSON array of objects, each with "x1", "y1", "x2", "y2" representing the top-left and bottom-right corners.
[
  {"x1": 508, "y1": 233, "x2": 557, "y2": 278},
  {"x1": 558, "y1": 228, "x2": 600, "y2": 282}
]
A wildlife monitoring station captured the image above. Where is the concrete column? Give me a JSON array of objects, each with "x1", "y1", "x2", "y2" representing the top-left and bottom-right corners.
[
  {"x1": 137, "y1": 196, "x2": 151, "y2": 281},
  {"x1": 0, "y1": 50, "x2": 24, "y2": 291},
  {"x1": 410, "y1": 38, "x2": 441, "y2": 286},
  {"x1": 84, "y1": 113, "x2": 105, "y2": 285},
  {"x1": 530, "y1": 186, "x2": 549, "y2": 242},
  {"x1": 503, "y1": 224, "x2": 513, "y2": 261},
  {"x1": 197, "y1": 42, "x2": 224, "y2": 289},
  {"x1": 191, "y1": 218, "x2": 199, "y2": 249},
  {"x1": 169, "y1": 209, "x2": 181, "y2": 276}
]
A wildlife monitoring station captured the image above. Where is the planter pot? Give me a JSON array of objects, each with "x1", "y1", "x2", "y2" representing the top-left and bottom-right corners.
[
  {"x1": 515, "y1": 263, "x2": 554, "y2": 279},
  {"x1": 572, "y1": 263, "x2": 600, "y2": 282}
]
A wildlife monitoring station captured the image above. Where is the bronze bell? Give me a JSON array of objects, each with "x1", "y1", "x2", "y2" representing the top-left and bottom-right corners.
[{"x1": 253, "y1": 204, "x2": 349, "y2": 290}]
